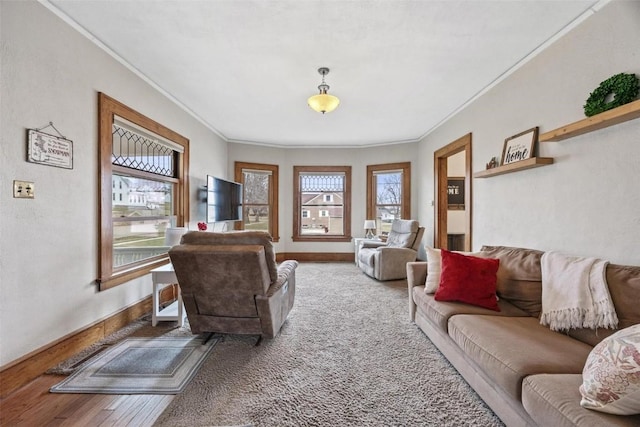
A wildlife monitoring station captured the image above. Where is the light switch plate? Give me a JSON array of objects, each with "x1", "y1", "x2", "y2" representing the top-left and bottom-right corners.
[{"x1": 13, "y1": 180, "x2": 34, "y2": 198}]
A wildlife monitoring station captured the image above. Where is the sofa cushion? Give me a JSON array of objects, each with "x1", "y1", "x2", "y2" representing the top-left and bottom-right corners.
[
  {"x1": 424, "y1": 247, "x2": 484, "y2": 293},
  {"x1": 412, "y1": 287, "x2": 528, "y2": 333},
  {"x1": 580, "y1": 324, "x2": 640, "y2": 415},
  {"x1": 434, "y1": 250, "x2": 500, "y2": 311},
  {"x1": 480, "y1": 245, "x2": 544, "y2": 317},
  {"x1": 566, "y1": 263, "x2": 640, "y2": 347},
  {"x1": 448, "y1": 315, "x2": 592, "y2": 399},
  {"x1": 523, "y1": 374, "x2": 640, "y2": 427}
]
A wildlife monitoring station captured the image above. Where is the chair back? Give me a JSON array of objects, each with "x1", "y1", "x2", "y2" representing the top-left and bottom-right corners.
[
  {"x1": 169, "y1": 231, "x2": 276, "y2": 319},
  {"x1": 179, "y1": 230, "x2": 278, "y2": 282},
  {"x1": 385, "y1": 219, "x2": 423, "y2": 250}
]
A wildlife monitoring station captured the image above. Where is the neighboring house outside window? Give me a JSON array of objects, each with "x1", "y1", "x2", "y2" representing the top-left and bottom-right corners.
[
  {"x1": 234, "y1": 162, "x2": 279, "y2": 241},
  {"x1": 366, "y1": 162, "x2": 411, "y2": 236},
  {"x1": 293, "y1": 166, "x2": 352, "y2": 242},
  {"x1": 98, "y1": 93, "x2": 189, "y2": 291}
]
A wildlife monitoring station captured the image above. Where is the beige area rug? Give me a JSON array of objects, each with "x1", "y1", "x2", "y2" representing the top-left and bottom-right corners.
[
  {"x1": 153, "y1": 262, "x2": 504, "y2": 427},
  {"x1": 50, "y1": 336, "x2": 218, "y2": 394},
  {"x1": 47, "y1": 314, "x2": 196, "y2": 375}
]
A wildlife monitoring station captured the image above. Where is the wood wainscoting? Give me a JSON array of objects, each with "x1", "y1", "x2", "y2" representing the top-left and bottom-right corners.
[{"x1": 0, "y1": 286, "x2": 178, "y2": 398}]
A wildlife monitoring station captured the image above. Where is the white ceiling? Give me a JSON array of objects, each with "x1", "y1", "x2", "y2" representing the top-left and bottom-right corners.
[{"x1": 45, "y1": 0, "x2": 604, "y2": 148}]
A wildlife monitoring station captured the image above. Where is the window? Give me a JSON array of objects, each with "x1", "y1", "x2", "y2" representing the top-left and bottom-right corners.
[
  {"x1": 293, "y1": 166, "x2": 351, "y2": 242},
  {"x1": 367, "y1": 162, "x2": 411, "y2": 236},
  {"x1": 98, "y1": 93, "x2": 189, "y2": 291},
  {"x1": 234, "y1": 162, "x2": 279, "y2": 241}
]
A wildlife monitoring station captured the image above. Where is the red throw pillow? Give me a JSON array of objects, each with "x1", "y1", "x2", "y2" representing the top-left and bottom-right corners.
[{"x1": 434, "y1": 249, "x2": 500, "y2": 311}]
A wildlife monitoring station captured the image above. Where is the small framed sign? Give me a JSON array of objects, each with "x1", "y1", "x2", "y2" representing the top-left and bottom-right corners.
[
  {"x1": 501, "y1": 127, "x2": 538, "y2": 166},
  {"x1": 447, "y1": 177, "x2": 465, "y2": 210},
  {"x1": 27, "y1": 129, "x2": 73, "y2": 169}
]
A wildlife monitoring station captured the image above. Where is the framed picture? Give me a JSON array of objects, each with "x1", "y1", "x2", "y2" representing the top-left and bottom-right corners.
[
  {"x1": 27, "y1": 129, "x2": 73, "y2": 169},
  {"x1": 501, "y1": 127, "x2": 538, "y2": 166},
  {"x1": 447, "y1": 177, "x2": 465, "y2": 210}
]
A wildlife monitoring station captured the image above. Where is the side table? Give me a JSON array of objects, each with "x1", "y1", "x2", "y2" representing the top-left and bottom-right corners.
[{"x1": 150, "y1": 264, "x2": 184, "y2": 327}]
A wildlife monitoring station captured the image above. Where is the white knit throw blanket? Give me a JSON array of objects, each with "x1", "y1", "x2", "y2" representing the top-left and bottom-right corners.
[{"x1": 540, "y1": 251, "x2": 618, "y2": 331}]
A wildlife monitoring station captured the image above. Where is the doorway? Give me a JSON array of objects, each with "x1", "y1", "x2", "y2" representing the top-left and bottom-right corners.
[{"x1": 434, "y1": 133, "x2": 472, "y2": 251}]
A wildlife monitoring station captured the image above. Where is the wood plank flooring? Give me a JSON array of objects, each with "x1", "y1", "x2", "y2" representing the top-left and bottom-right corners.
[{"x1": 0, "y1": 374, "x2": 173, "y2": 426}]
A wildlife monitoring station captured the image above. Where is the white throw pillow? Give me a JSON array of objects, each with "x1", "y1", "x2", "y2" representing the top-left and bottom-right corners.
[
  {"x1": 580, "y1": 324, "x2": 640, "y2": 415},
  {"x1": 424, "y1": 247, "x2": 484, "y2": 294}
]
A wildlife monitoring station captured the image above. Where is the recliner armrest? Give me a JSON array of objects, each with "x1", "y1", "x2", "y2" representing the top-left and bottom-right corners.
[
  {"x1": 375, "y1": 247, "x2": 419, "y2": 281},
  {"x1": 361, "y1": 241, "x2": 386, "y2": 249},
  {"x1": 266, "y1": 260, "x2": 298, "y2": 296},
  {"x1": 376, "y1": 246, "x2": 416, "y2": 258}
]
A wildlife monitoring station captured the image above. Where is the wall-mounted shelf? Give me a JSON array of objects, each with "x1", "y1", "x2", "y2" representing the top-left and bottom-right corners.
[
  {"x1": 474, "y1": 157, "x2": 554, "y2": 178},
  {"x1": 539, "y1": 99, "x2": 640, "y2": 142}
]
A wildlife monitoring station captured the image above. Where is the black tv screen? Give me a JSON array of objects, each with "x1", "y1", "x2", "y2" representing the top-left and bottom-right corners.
[{"x1": 206, "y1": 176, "x2": 243, "y2": 222}]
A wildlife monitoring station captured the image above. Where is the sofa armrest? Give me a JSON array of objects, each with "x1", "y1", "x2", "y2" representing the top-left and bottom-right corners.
[
  {"x1": 406, "y1": 261, "x2": 428, "y2": 288},
  {"x1": 406, "y1": 261, "x2": 427, "y2": 322}
]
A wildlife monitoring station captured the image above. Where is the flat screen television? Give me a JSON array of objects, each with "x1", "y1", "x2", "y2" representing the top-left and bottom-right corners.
[{"x1": 206, "y1": 175, "x2": 243, "y2": 222}]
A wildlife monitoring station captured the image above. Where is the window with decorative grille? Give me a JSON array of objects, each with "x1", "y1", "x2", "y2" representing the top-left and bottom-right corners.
[
  {"x1": 98, "y1": 93, "x2": 189, "y2": 290},
  {"x1": 293, "y1": 166, "x2": 351, "y2": 242}
]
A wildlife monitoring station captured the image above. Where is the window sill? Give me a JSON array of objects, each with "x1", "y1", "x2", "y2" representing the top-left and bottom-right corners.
[{"x1": 97, "y1": 257, "x2": 170, "y2": 291}]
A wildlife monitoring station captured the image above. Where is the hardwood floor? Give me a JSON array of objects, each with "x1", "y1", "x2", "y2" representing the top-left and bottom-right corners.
[{"x1": 0, "y1": 374, "x2": 174, "y2": 426}]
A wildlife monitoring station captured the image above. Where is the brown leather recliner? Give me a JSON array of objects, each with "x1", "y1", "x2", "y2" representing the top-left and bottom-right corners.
[{"x1": 169, "y1": 230, "x2": 297, "y2": 338}]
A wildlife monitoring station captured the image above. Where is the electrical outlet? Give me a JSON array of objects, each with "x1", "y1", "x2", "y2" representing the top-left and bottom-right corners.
[{"x1": 13, "y1": 180, "x2": 35, "y2": 198}]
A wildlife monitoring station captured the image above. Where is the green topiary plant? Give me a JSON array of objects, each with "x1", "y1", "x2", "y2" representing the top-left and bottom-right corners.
[{"x1": 583, "y1": 73, "x2": 639, "y2": 117}]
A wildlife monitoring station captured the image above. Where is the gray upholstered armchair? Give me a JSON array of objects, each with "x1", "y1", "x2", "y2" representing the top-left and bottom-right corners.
[
  {"x1": 357, "y1": 219, "x2": 424, "y2": 281},
  {"x1": 168, "y1": 230, "x2": 297, "y2": 338}
]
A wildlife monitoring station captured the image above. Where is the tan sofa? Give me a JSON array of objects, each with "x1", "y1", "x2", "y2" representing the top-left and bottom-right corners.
[
  {"x1": 169, "y1": 230, "x2": 298, "y2": 338},
  {"x1": 407, "y1": 245, "x2": 640, "y2": 426}
]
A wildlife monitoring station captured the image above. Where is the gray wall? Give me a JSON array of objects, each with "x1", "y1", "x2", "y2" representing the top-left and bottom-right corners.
[
  {"x1": 0, "y1": 1, "x2": 227, "y2": 366},
  {"x1": 418, "y1": 0, "x2": 640, "y2": 265}
]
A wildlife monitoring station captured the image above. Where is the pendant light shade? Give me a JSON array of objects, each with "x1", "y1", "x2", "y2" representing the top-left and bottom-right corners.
[{"x1": 308, "y1": 67, "x2": 340, "y2": 114}]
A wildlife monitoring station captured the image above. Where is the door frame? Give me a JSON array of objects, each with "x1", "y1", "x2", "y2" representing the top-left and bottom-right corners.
[{"x1": 434, "y1": 133, "x2": 472, "y2": 251}]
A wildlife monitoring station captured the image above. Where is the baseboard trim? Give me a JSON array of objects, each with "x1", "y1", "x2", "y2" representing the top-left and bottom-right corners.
[
  {"x1": 276, "y1": 252, "x2": 353, "y2": 262},
  {"x1": 0, "y1": 286, "x2": 177, "y2": 398}
]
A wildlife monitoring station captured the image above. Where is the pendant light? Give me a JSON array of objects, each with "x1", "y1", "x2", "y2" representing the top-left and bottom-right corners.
[{"x1": 307, "y1": 67, "x2": 340, "y2": 114}]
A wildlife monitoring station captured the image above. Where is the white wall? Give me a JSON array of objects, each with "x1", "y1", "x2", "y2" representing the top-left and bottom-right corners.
[
  {"x1": 418, "y1": 0, "x2": 640, "y2": 265},
  {"x1": 228, "y1": 142, "x2": 420, "y2": 254},
  {"x1": 0, "y1": 2, "x2": 227, "y2": 366}
]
